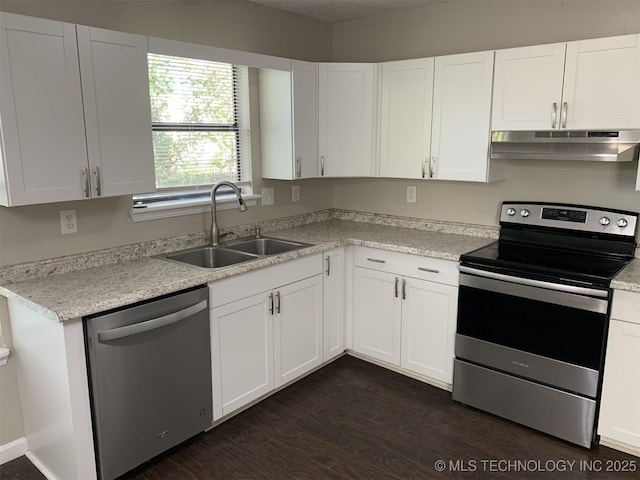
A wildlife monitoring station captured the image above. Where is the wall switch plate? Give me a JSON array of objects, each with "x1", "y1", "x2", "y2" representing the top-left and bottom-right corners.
[
  {"x1": 406, "y1": 186, "x2": 417, "y2": 203},
  {"x1": 292, "y1": 185, "x2": 300, "y2": 202},
  {"x1": 60, "y1": 209, "x2": 78, "y2": 234},
  {"x1": 261, "y1": 188, "x2": 275, "y2": 206}
]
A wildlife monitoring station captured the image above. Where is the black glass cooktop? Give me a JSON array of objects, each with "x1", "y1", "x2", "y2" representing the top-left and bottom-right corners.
[{"x1": 461, "y1": 240, "x2": 630, "y2": 287}]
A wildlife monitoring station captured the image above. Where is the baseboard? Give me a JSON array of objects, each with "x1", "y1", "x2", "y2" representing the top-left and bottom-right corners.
[
  {"x1": 25, "y1": 451, "x2": 58, "y2": 480},
  {"x1": 0, "y1": 437, "x2": 27, "y2": 465},
  {"x1": 599, "y1": 437, "x2": 640, "y2": 458}
]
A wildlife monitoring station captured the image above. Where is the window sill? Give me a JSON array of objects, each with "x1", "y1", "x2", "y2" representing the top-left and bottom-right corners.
[{"x1": 129, "y1": 194, "x2": 260, "y2": 222}]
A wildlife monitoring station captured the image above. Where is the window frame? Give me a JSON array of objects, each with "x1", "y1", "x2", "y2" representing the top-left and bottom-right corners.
[{"x1": 132, "y1": 37, "x2": 264, "y2": 221}]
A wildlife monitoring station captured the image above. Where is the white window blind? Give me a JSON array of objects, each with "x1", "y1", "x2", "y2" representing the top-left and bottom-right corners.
[{"x1": 147, "y1": 53, "x2": 251, "y2": 190}]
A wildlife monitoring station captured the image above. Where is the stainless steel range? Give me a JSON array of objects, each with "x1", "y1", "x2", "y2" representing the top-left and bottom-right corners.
[{"x1": 452, "y1": 201, "x2": 638, "y2": 448}]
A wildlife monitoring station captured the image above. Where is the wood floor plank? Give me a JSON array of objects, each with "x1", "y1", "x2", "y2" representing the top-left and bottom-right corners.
[{"x1": 1, "y1": 355, "x2": 637, "y2": 480}]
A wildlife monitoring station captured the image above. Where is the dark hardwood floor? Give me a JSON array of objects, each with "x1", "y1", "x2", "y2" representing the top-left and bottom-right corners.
[{"x1": 1, "y1": 355, "x2": 638, "y2": 480}]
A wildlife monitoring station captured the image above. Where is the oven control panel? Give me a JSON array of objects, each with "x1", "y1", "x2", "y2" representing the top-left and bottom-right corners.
[{"x1": 500, "y1": 202, "x2": 638, "y2": 237}]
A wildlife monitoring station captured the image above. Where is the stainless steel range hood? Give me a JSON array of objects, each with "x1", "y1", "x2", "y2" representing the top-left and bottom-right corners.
[{"x1": 490, "y1": 130, "x2": 640, "y2": 162}]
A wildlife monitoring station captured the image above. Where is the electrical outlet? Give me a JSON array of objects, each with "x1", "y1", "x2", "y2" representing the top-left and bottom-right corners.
[
  {"x1": 261, "y1": 188, "x2": 275, "y2": 206},
  {"x1": 60, "y1": 209, "x2": 78, "y2": 234},
  {"x1": 292, "y1": 185, "x2": 300, "y2": 202},
  {"x1": 406, "y1": 186, "x2": 417, "y2": 203}
]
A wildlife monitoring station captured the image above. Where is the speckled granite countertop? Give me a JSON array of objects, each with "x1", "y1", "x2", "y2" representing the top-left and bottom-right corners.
[
  {"x1": 0, "y1": 218, "x2": 494, "y2": 323},
  {"x1": 611, "y1": 258, "x2": 640, "y2": 293}
]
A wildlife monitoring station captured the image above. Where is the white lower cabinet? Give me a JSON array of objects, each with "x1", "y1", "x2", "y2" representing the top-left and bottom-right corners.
[
  {"x1": 274, "y1": 276, "x2": 323, "y2": 386},
  {"x1": 400, "y1": 278, "x2": 457, "y2": 383},
  {"x1": 352, "y1": 247, "x2": 459, "y2": 386},
  {"x1": 323, "y1": 248, "x2": 346, "y2": 361},
  {"x1": 209, "y1": 255, "x2": 323, "y2": 420},
  {"x1": 599, "y1": 290, "x2": 640, "y2": 453},
  {"x1": 210, "y1": 292, "x2": 274, "y2": 418}
]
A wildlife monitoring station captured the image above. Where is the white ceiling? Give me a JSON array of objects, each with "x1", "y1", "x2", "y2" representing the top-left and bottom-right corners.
[{"x1": 246, "y1": 0, "x2": 450, "y2": 23}]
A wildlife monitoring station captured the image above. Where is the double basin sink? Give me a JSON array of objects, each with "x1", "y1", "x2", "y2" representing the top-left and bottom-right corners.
[{"x1": 162, "y1": 237, "x2": 310, "y2": 269}]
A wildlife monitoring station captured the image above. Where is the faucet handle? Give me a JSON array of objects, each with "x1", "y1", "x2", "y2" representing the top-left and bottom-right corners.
[
  {"x1": 219, "y1": 231, "x2": 234, "y2": 242},
  {"x1": 254, "y1": 224, "x2": 262, "y2": 238}
]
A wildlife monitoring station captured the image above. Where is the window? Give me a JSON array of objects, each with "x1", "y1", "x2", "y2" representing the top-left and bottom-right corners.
[{"x1": 132, "y1": 52, "x2": 253, "y2": 217}]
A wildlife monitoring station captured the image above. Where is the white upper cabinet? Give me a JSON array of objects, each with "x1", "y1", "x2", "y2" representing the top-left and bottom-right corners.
[
  {"x1": 379, "y1": 58, "x2": 434, "y2": 179},
  {"x1": 431, "y1": 51, "x2": 499, "y2": 182},
  {"x1": 259, "y1": 60, "x2": 318, "y2": 180},
  {"x1": 0, "y1": 13, "x2": 155, "y2": 206},
  {"x1": 563, "y1": 35, "x2": 640, "y2": 130},
  {"x1": 77, "y1": 26, "x2": 155, "y2": 197},
  {"x1": 0, "y1": 14, "x2": 87, "y2": 206},
  {"x1": 492, "y1": 43, "x2": 566, "y2": 131},
  {"x1": 318, "y1": 63, "x2": 376, "y2": 177},
  {"x1": 493, "y1": 35, "x2": 640, "y2": 131}
]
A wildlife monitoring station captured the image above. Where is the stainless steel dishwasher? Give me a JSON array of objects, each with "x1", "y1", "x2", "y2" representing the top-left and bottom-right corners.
[{"x1": 84, "y1": 285, "x2": 212, "y2": 480}]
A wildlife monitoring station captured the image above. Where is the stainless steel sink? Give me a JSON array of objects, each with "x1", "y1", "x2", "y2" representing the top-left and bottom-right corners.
[
  {"x1": 164, "y1": 246, "x2": 258, "y2": 269},
  {"x1": 224, "y1": 238, "x2": 306, "y2": 256}
]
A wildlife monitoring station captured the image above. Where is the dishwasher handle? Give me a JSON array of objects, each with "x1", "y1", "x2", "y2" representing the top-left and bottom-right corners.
[{"x1": 96, "y1": 300, "x2": 208, "y2": 342}]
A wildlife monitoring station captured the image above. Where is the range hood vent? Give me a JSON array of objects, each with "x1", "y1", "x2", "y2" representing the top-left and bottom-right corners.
[{"x1": 490, "y1": 130, "x2": 640, "y2": 162}]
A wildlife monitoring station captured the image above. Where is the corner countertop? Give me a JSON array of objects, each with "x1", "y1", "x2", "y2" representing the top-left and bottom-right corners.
[
  {"x1": 0, "y1": 219, "x2": 493, "y2": 323},
  {"x1": 611, "y1": 258, "x2": 640, "y2": 293}
]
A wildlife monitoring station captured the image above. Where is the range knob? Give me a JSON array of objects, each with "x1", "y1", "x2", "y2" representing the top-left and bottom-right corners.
[
  {"x1": 506, "y1": 207, "x2": 516, "y2": 216},
  {"x1": 520, "y1": 209, "x2": 530, "y2": 218},
  {"x1": 617, "y1": 218, "x2": 629, "y2": 228},
  {"x1": 599, "y1": 217, "x2": 611, "y2": 226}
]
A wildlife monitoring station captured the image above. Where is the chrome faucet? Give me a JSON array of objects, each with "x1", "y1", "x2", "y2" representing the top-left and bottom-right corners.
[{"x1": 210, "y1": 181, "x2": 247, "y2": 247}]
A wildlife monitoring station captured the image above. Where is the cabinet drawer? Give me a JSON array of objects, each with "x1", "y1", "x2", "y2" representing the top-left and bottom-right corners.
[
  {"x1": 209, "y1": 254, "x2": 322, "y2": 308},
  {"x1": 611, "y1": 290, "x2": 640, "y2": 325},
  {"x1": 353, "y1": 247, "x2": 458, "y2": 286}
]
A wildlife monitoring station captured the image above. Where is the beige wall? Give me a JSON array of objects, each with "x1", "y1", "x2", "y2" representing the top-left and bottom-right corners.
[{"x1": 331, "y1": 0, "x2": 640, "y2": 222}]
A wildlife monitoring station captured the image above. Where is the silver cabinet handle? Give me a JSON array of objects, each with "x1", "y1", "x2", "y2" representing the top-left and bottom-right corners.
[
  {"x1": 82, "y1": 168, "x2": 90, "y2": 198},
  {"x1": 96, "y1": 300, "x2": 207, "y2": 342},
  {"x1": 562, "y1": 102, "x2": 568, "y2": 128},
  {"x1": 295, "y1": 157, "x2": 301, "y2": 178},
  {"x1": 320, "y1": 156, "x2": 325, "y2": 176},
  {"x1": 275, "y1": 291, "x2": 281, "y2": 314},
  {"x1": 402, "y1": 279, "x2": 407, "y2": 300},
  {"x1": 551, "y1": 102, "x2": 558, "y2": 128},
  {"x1": 366, "y1": 257, "x2": 386, "y2": 264},
  {"x1": 93, "y1": 166, "x2": 101, "y2": 196},
  {"x1": 326, "y1": 256, "x2": 331, "y2": 276},
  {"x1": 422, "y1": 157, "x2": 427, "y2": 178},
  {"x1": 394, "y1": 277, "x2": 399, "y2": 298},
  {"x1": 269, "y1": 292, "x2": 274, "y2": 315},
  {"x1": 429, "y1": 156, "x2": 435, "y2": 178},
  {"x1": 418, "y1": 267, "x2": 440, "y2": 274}
]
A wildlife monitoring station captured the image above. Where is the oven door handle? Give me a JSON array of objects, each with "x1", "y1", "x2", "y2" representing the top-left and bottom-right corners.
[
  {"x1": 459, "y1": 266, "x2": 608, "y2": 298},
  {"x1": 459, "y1": 267, "x2": 609, "y2": 314}
]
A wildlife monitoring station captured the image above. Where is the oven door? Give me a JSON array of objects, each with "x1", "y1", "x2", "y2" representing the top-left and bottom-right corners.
[{"x1": 456, "y1": 266, "x2": 609, "y2": 398}]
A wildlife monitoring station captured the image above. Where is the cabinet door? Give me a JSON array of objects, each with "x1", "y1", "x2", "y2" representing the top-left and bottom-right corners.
[
  {"x1": 379, "y1": 58, "x2": 434, "y2": 179},
  {"x1": 353, "y1": 267, "x2": 401, "y2": 365},
  {"x1": 323, "y1": 248, "x2": 345, "y2": 361},
  {"x1": 492, "y1": 43, "x2": 566, "y2": 130},
  {"x1": 0, "y1": 13, "x2": 87, "y2": 205},
  {"x1": 563, "y1": 35, "x2": 640, "y2": 130},
  {"x1": 431, "y1": 51, "x2": 494, "y2": 182},
  {"x1": 77, "y1": 26, "x2": 156, "y2": 197},
  {"x1": 599, "y1": 319, "x2": 640, "y2": 448},
  {"x1": 318, "y1": 63, "x2": 375, "y2": 177},
  {"x1": 274, "y1": 275, "x2": 323, "y2": 387},
  {"x1": 292, "y1": 60, "x2": 319, "y2": 179},
  {"x1": 259, "y1": 67, "x2": 295, "y2": 180},
  {"x1": 210, "y1": 292, "x2": 273, "y2": 420},
  {"x1": 400, "y1": 278, "x2": 458, "y2": 384}
]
